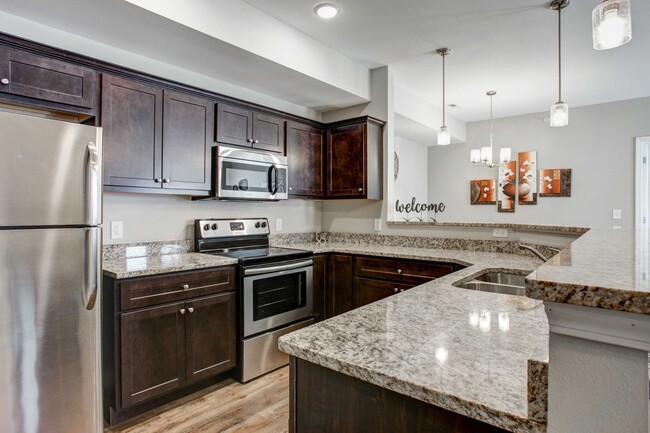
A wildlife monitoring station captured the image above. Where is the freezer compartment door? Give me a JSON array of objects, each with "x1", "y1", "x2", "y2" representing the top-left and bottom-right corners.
[
  {"x1": 0, "y1": 111, "x2": 102, "y2": 227},
  {"x1": 0, "y1": 227, "x2": 102, "y2": 433}
]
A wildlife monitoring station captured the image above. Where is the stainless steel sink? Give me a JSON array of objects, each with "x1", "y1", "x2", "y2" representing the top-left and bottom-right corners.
[{"x1": 457, "y1": 272, "x2": 526, "y2": 296}]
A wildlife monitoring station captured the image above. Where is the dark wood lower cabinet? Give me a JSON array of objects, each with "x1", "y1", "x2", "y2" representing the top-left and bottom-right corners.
[
  {"x1": 353, "y1": 277, "x2": 414, "y2": 309},
  {"x1": 120, "y1": 302, "x2": 186, "y2": 407},
  {"x1": 186, "y1": 293, "x2": 237, "y2": 384},
  {"x1": 312, "y1": 255, "x2": 327, "y2": 323},
  {"x1": 327, "y1": 254, "x2": 353, "y2": 318},
  {"x1": 290, "y1": 357, "x2": 508, "y2": 433}
]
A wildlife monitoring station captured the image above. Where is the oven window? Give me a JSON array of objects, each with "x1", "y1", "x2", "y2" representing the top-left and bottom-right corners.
[{"x1": 253, "y1": 271, "x2": 307, "y2": 321}]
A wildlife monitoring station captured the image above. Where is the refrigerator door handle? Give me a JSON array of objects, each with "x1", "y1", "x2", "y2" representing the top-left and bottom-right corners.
[
  {"x1": 83, "y1": 228, "x2": 100, "y2": 310},
  {"x1": 85, "y1": 138, "x2": 102, "y2": 226}
]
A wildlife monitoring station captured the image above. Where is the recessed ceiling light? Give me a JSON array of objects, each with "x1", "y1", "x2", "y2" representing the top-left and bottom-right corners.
[{"x1": 314, "y1": 3, "x2": 339, "y2": 19}]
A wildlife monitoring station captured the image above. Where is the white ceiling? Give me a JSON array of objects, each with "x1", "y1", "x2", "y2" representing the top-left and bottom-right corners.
[{"x1": 242, "y1": 0, "x2": 650, "y2": 121}]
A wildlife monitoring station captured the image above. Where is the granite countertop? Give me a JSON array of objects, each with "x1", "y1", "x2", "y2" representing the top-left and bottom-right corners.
[
  {"x1": 525, "y1": 229, "x2": 650, "y2": 315},
  {"x1": 103, "y1": 253, "x2": 237, "y2": 279},
  {"x1": 278, "y1": 243, "x2": 548, "y2": 433}
]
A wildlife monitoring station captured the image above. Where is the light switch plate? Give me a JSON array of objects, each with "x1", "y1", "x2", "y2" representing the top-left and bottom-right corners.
[
  {"x1": 111, "y1": 221, "x2": 124, "y2": 239},
  {"x1": 493, "y1": 228, "x2": 508, "y2": 238},
  {"x1": 612, "y1": 209, "x2": 622, "y2": 220},
  {"x1": 374, "y1": 218, "x2": 381, "y2": 231},
  {"x1": 275, "y1": 218, "x2": 283, "y2": 231}
]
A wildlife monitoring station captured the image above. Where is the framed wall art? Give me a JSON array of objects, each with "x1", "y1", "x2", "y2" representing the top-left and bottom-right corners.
[
  {"x1": 518, "y1": 151, "x2": 537, "y2": 205},
  {"x1": 470, "y1": 179, "x2": 496, "y2": 205},
  {"x1": 498, "y1": 160, "x2": 517, "y2": 213},
  {"x1": 540, "y1": 168, "x2": 572, "y2": 197}
]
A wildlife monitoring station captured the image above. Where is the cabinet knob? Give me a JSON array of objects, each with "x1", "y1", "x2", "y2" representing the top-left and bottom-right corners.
[
  {"x1": 394, "y1": 287, "x2": 399, "y2": 293},
  {"x1": 397, "y1": 269, "x2": 403, "y2": 274},
  {"x1": 179, "y1": 308, "x2": 186, "y2": 315},
  {"x1": 182, "y1": 284, "x2": 189, "y2": 290},
  {"x1": 0, "y1": 78, "x2": 8, "y2": 85},
  {"x1": 253, "y1": 139, "x2": 259, "y2": 144},
  {"x1": 358, "y1": 188, "x2": 363, "y2": 192},
  {"x1": 162, "y1": 178, "x2": 170, "y2": 183},
  {"x1": 289, "y1": 187, "x2": 293, "y2": 191},
  {"x1": 154, "y1": 178, "x2": 161, "y2": 183},
  {"x1": 248, "y1": 138, "x2": 254, "y2": 143},
  {"x1": 188, "y1": 307, "x2": 194, "y2": 313}
]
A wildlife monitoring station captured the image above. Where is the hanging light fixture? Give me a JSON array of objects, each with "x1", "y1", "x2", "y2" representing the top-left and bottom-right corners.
[
  {"x1": 549, "y1": 0, "x2": 569, "y2": 128},
  {"x1": 592, "y1": 0, "x2": 632, "y2": 50},
  {"x1": 470, "y1": 91, "x2": 511, "y2": 167},
  {"x1": 436, "y1": 48, "x2": 451, "y2": 145}
]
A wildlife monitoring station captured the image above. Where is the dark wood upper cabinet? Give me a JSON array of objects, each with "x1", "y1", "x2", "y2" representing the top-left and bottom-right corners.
[
  {"x1": 216, "y1": 102, "x2": 285, "y2": 154},
  {"x1": 102, "y1": 75, "x2": 213, "y2": 195},
  {"x1": 0, "y1": 46, "x2": 97, "y2": 114},
  {"x1": 120, "y1": 302, "x2": 186, "y2": 408},
  {"x1": 185, "y1": 292, "x2": 237, "y2": 384},
  {"x1": 101, "y1": 74, "x2": 163, "y2": 189},
  {"x1": 326, "y1": 117, "x2": 383, "y2": 199},
  {"x1": 162, "y1": 90, "x2": 213, "y2": 192},
  {"x1": 286, "y1": 121, "x2": 325, "y2": 198}
]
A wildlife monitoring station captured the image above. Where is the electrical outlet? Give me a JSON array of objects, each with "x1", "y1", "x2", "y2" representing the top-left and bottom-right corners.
[
  {"x1": 111, "y1": 221, "x2": 124, "y2": 239},
  {"x1": 493, "y1": 228, "x2": 508, "y2": 238},
  {"x1": 612, "y1": 209, "x2": 622, "y2": 220},
  {"x1": 374, "y1": 218, "x2": 381, "y2": 231},
  {"x1": 275, "y1": 218, "x2": 282, "y2": 231}
]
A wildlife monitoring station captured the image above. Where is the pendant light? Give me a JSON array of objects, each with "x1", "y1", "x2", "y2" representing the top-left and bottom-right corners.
[
  {"x1": 470, "y1": 91, "x2": 511, "y2": 168},
  {"x1": 436, "y1": 48, "x2": 451, "y2": 145},
  {"x1": 549, "y1": 0, "x2": 569, "y2": 128},
  {"x1": 592, "y1": 0, "x2": 632, "y2": 50}
]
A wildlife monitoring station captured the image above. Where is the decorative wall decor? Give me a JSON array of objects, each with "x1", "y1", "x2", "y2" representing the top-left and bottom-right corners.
[
  {"x1": 498, "y1": 160, "x2": 517, "y2": 213},
  {"x1": 470, "y1": 179, "x2": 496, "y2": 205},
  {"x1": 518, "y1": 151, "x2": 538, "y2": 205},
  {"x1": 394, "y1": 198, "x2": 446, "y2": 222},
  {"x1": 539, "y1": 168, "x2": 572, "y2": 197}
]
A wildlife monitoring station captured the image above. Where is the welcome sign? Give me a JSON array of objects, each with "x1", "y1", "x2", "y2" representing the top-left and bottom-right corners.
[{"x1": 394, "y1": 197, "x2": 446, "y2": 222}]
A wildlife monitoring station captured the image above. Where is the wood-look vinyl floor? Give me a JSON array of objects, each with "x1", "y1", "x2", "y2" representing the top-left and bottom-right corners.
[{"x1": 105, "y1": 367, "x2": 289, "y2": 433}]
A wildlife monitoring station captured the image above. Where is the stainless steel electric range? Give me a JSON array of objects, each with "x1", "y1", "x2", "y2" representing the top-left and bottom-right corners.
[{"x1": 195, "y1": 218, "x2": 314, "y2": 382}]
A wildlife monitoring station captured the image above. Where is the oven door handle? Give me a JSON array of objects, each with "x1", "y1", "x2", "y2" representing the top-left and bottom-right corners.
[{"x1": 244, "y1": 259, "x2": 313, "y2": 276}]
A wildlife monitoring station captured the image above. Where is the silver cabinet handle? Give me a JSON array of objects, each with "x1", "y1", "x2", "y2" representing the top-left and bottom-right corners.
[
  {"x1": 253, "y1": 139, "x2": 259, "y2": 144},
  {"x1": 182, "y1": 284, "x2": 189, "y2": 290},
  {"x1": 289, "y1": 187, "x2": 293, "y2": 191},
  {"x1": 179, "y1": 308, "x2": 186, "y2": 315},
  {"x1": 0, "y1": 78, "x2": 8, "y2": 85},
  {"x1": 394, "y1": 287, "x2": 399, "y2": 293},
  {"x1": 162, "y1": 178, "x2": 170, "y2": 183},
  {"x1": 358, "y1": 188, "x2": 363, "y2": 192},
  {"x1": 188, "y1": 307, "x2": 194, "y2": 313},
  {"x1": 154, "y1": 178, "x2": 161, "y2": 183},
  {"x1": 247, "y1": 138, "x2": 254, "y2": 143},
  {"x1": 397, "y1": 269, "x2": 403, "y2": 274}
]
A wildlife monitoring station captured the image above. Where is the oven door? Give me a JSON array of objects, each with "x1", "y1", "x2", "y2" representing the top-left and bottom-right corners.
[
  {"x1": 242, "y1": 259, "x2": 313, "y2": 338},
  {"x1": 216, "y1": 147, "x2": 288, "y2": 201}
]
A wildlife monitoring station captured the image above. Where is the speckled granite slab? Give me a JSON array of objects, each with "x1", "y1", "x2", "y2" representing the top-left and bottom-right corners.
[
  {"x1": 103, "y1": 253, "x2": 236, "y2": 279},
  {"x1": 103, "y1": 240, "x2": 193, "y2": 261},
  {"x1": 280, "y1": 272, "x2": 549, "y2": 433},
  {"x1": 388, "y1": 221, "x2": 588, "y2": 235},
  {"x1": 526, "y1": 229, "x2": 650, "y2": 315}
]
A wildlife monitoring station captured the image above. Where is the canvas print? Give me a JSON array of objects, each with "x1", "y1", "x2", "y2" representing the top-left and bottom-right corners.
[
  {"x1": 540, "y1": 169, "x2": 572, "y2": 197},
  {"x1": 498, "y1": 160, "x2": 517, "y2": 213},
  {"x1": 518, "y1": 151, "x2": 537, "y2": 205},
  {"x1": 470, "y1": 179, "x2": 496, "y2": 205}
]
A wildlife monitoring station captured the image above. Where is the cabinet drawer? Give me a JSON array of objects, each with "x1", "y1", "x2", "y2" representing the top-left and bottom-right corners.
[
  {"x1": 120, "y1": 267, "x2": 236, "y2": 310},
  {"x1": 353, "y1": 277, "x2": 413, "y2": 309},
  {"x1": 354, "y1": 256, "x2": 455, "y2": 285}
]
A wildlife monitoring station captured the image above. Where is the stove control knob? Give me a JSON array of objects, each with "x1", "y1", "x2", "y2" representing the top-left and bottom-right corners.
[
  {"x1": 211, "y1": 223, "x2": 218, "y2": 230},
  {"x1": 203, "y1": 224, "x2": 210, "y2": 231},
  {"x1": 255, "y1": 222, "x2": 261, "y2": 228},
  {"x1": 261, "y1": 221, "x2": 267, "y2": 228}
]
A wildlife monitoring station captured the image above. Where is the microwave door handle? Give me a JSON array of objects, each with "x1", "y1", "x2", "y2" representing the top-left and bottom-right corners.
[
  {"x1": 274, "y1": 165, "x2": 280, "y2": 195},
  {"x1": 268, "y1": 164, "x2": 278, "y2": 195}
]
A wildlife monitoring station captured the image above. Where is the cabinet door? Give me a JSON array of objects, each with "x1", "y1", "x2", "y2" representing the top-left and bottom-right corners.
[
  {"x1": 353, "y1": 277, "x2": 414, "y2": 309},
  {"x1": 186, "y1": 292, "x2": 237, "y2": 384},
  {"x1": 216, "y1": 103, "x2": 252, "y2": 147},
  {"x1": 252, "y1": 112, "x2": 285, "y2": 153},
  {"x1": 286, "y1": 121, "x2": 325, "y2": 197},
  {"x1": 120, "y1": 302, "x2": 186, "y2": 407},
  {"x1": 162, "y1": 90, "x2": 213, "y2": 193},
  {"x1": 312, "y1": 254, "x2": 327, "y2": 323},
  {"x1": 0, "y1": 46, "x2": 97, "y2": 111},
  {"x1": 102, "y1": 75, "x2": 163, "y2": 188},
  {"x1": 327, "y1": 255, "x2": 353, "y2": 318},
  {"x1": 327, "y1": 123, "x2": 367, "y2": 197}
]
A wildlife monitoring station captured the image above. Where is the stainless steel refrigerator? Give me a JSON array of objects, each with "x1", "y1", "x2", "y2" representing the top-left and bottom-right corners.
[{"x1": 0, "y1": 110, "x2": 102, "y2": 433}]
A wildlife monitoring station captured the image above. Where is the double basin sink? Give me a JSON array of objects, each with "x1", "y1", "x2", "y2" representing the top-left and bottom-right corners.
[{"x1": 457, "y1": 272, "x2": 527, "y2": 296}]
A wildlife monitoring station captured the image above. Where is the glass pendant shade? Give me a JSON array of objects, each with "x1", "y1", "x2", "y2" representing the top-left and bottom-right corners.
[
  {"x1": 593, "y1": 0, "x2": 632, "y2": 50},
  {"x1": 470, "y1": 149, "x2": 481, "y2": 164},
  {"x1": 438, "y1": 126, "x2": 451, "y2": 145},
  {"x1": 480, "y1": 147, "x2": 492, "y2": 164},
  {"x1": 499, "y1": 148, "x2": 512, "y2": 164},
  {"x1": 550, "y1": 101, "x2": 569, "y2": 127}
]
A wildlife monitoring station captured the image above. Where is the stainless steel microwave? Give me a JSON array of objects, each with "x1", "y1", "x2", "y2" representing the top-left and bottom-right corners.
[{"x1": 204, "y1": 146, "x2": 288, "y2": 201}]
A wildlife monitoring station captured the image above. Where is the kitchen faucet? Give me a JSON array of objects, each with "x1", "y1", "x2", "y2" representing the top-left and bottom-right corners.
[{"x1": 518, "y1": 244, "x2": 561, "y2": 261}]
